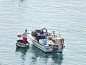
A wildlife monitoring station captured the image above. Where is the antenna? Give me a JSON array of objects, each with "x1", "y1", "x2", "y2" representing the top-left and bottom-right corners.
[
  {"x1": 59, "y1": 24, "x2": 61, "y2": 37},
  {"x1": 32, "y1": 27, "x2": 33, "y2": 31}
]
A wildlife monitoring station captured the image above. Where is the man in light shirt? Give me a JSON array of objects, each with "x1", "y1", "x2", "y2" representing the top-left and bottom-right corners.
[{"x1": 23, "y1": 29, "x2": 29, "y2": 44}]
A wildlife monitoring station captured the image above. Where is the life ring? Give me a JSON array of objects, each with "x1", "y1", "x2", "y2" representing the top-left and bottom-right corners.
[
  {"x1": 42, "y1": 28, "x2": 47, "y2": 33},
  {"x1": 61, "y1": 38, "x2": 64, "y2": 45}
]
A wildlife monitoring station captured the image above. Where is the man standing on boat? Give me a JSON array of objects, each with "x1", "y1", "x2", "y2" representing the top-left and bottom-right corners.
[{"x1": 23, "y1": 29, "x2": 29, "y2": 44}]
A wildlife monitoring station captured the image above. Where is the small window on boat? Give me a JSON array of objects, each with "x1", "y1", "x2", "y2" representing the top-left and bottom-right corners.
[{"x1": 46, "y1": 48, "x2": 49, "y2": 50}]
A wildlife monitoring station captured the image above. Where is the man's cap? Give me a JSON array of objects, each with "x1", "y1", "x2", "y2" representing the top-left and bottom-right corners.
[{"x1": 25, "y1": 29, "x2": 27, "y2": 31}]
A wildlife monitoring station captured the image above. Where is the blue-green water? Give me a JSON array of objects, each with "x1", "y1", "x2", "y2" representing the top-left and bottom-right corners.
[{"x1": 0, "y1": 0, "x2": 86, "y2": 65}]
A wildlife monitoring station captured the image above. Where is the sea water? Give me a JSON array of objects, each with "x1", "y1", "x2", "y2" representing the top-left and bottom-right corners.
[{"x1": 0, "y1": 0, "x2": 86, "y2": 65}]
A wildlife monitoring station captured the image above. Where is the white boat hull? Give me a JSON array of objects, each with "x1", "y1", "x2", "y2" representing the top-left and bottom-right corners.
[
  {"x1": 16, "y1": 39, "x2": 29, "y2": 48},
  {"x1": 32, "y1": 40, "x2": 53, "y2": 52},
  {"x1": 29, "y1": 28, "x2": 65, "y2": 53}
]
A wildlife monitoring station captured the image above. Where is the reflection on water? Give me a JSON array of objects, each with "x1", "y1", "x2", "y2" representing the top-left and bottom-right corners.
[
  {"x1": 12, "y1": 0, "x2": 24, "y2": 3},
  {"x1": 15, "y1": 44, "x2": 63, "y2": 65},
  {"x1": 19, "y1": 0, "x2": 24, "y2": 3},
  {"x1": 15, "y1": 47, "x2": 29, "y2": 60},
  {"x1": 0, "y1": 63, "x2": 1, "y2": 65},
  {"x1": 31, "y1": 45, "x2": 63, "y2": 65}
]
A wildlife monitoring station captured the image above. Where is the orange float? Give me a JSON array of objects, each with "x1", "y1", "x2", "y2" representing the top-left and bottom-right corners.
[{"x1": 17, "y1": 33, "x2": 22, "y2": 38}]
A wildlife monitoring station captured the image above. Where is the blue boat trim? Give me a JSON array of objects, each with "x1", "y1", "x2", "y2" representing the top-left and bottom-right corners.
[{"x1": 32, "y1": 40, "x2": 45, "y2": 51}]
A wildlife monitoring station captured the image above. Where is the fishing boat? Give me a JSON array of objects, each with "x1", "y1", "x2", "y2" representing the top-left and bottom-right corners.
[
  {"x1": 16, "y1": 39, "x2": 30, "y2": 48},
  {"x1": 29, "y1": 28, "x2": 65, "y2": 53}
]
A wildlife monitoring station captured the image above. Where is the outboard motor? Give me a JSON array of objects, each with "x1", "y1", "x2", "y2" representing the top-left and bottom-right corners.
[{"x1": 52, "y1": 45, "x2": 58, "y2": 53}]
